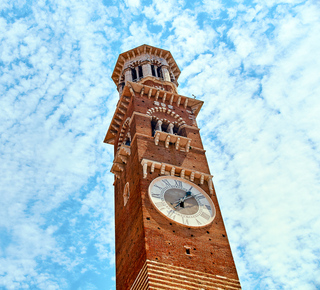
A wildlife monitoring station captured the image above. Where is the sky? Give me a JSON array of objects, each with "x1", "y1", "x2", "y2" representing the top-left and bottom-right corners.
[{"x1": 0, "y1": 0, "x2": 319, "y2": 289}]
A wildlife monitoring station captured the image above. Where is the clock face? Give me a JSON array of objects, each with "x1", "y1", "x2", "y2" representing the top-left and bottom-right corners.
[{"x1": 148, "y1": 176, "x2": 215, "y2": 227}]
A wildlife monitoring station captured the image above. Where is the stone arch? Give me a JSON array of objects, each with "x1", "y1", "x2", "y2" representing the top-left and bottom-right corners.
[
  {"x1": 118, "y1": 117, "x2": 130, "y2": 150},
  {"x1": 150, "y1": 59, "x2": 162, "y2": 66},
  {"x1": 146, "y1": 106, "x2": 186, "y2": 127}
]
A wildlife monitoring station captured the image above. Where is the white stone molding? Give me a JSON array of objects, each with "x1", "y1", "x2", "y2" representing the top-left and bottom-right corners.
[
  {"x1": 153, "y1": 131, "x2": 192, "y2": 152},
  {"x1": 146, "y1": 106, "x2": 186, "y2": 127},
  {"x1": 165, "y1": 135, "x2": 170, "y2": 148},
  {"x1": 177, "y1": 96, "x2": 181, "y2": 107},
  {"x1": 169, "y1": 94, "x2": 174, "y2": 105},
  {"x1": 155, "y1": 90, "x2": 160, "y2": 101},
  {"x1": 184, "y1": 98, "x2": 188, "y2": 109},
  {"x1": 162, "y1": 93, "x2": 167, "y2": 103},
  {"x1": 140, "y1": 158, "x2": 214, "y2": 195},
  {"x1": 129, "y1": 82, "x2": 203, "y2": 114},
  {"x1": 140, "y1": 87, "x2": 145, "y2": 98}
]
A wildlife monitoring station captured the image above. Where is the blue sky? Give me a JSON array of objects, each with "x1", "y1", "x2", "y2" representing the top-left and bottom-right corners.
[{"x1": 0, "y1": 0, "x2": 319, "y2": 289}]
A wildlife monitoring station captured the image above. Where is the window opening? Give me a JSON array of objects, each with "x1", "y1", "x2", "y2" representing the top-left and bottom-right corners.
[
  {"x1": 124, "y1": 132, "x2": 131, "y2": 146},
  {"x1": 151, "y1": 65, "x2": 156, "y2": 77},
  {"x1": 173, "y1": 124, "x2": 179, "y2": 135},
  {"x1": 154, "y1": 120, "x2": 163, "y2": 133},
  {"x1": 138, "y1": 65, "x2": 143, "y2": 79},
  {"x1": 157, "y1": 66, "x2": 163, "y2": 79},
  {"x1": 151, "y1": 119, "x2": 158, "y2": 136},
  {"x1": 131, "y1": 67, "x2": 137, "y2": 81}
]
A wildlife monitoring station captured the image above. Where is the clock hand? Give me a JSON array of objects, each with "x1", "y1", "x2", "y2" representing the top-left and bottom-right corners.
[
  {"x1": 173, "y1": 194, "x2": 193, "y2": 204},
  {"x1": 173, "y1": 197, "x2": 184, "y2": 208},
  {"x1": 173, "y1": 193, "x2": 194, "y2": 208}
]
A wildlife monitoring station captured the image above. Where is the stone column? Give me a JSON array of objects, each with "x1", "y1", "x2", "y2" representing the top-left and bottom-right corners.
[
  {"x1": 124, "y1": 68, "x2": 132, "y2": 83},
  {"x1": 155, "y1": 120, "x2": 162, "y2": 132},
  {"x1": 142, "y1": 62, "x2": 152, "y2": 77},
  {"x1": 162, "y1": 66, "x2": 171, "y2": 82},
  {"x1": 167, "y1": 123, "x2": 174, "y2": 134}
]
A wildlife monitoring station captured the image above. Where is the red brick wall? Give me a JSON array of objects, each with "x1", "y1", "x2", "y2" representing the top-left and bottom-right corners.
[{"x1": 112, "y1": 90, "x2": 240, "y2": 288}]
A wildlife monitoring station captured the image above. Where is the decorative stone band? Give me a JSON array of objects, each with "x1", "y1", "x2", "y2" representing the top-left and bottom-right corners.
[
  {"x1": 111, "y1": 44, "x2": 181, "y2": 86},
  {"x1": 147, "y1": 105, "x2": 186, "y2": 127},
  {"x1": 154, "y1": 131, "x2": 191, "y2": 152},
  {"x1": 130, "y1": 260, "x2": 241, "y2": 290},
  {"x1": 129, "y1": 81, "x2": 203, "y2": 116},
  {"x1": 104, "y1": 89, "x2": 132, "y2": 144},
  {"x1": 104, "y1": 81, "x2": 203, "y2": 145},
  {"x1": 117, "y1": 117, "x2": 131, "y2": 150},
  {"x1": 140, "y1": 158, "x2": 214, "y2": 195},
  {"x1": 110, "y1": 145, "x2": 131, "y2": 179}
]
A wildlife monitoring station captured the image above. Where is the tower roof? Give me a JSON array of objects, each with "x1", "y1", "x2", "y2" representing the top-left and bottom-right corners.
[{"x1": 111, "y1": 44, "x2": 181, "y2": 85}]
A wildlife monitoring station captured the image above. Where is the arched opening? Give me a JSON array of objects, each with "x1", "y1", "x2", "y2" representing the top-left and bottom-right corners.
[
  {"x1": 138, "y1": 65, "x2": 143, "y2": 79},
  {"x1": 131, "y1": 67, "x2": 137, "y2": 81},
  {"x1": 124, "y1": 132, "x2": 131, "y2": 146},
  {"x1": 151, "y1": 119, "x2": 158, "y2": 136},
  {"x1": 151, "y1": 64, "x2": 156, "y2": 77},
  {"x1": 157, "y1": 66, "x2": 163, "y2": 79}
]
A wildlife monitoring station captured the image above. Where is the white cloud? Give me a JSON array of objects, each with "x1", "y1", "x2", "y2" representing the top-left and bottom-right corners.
[
  {"x1": 121, "y1": 21, "x2": 161, "y2": 51},
  {"x1": 180, "y1": 1, "x2": 320, "y2": 288},
  {"x1": 165, "y1": 12, "x2": 217, "y2": 65},
  {"x1": 142, "y1": 0, "x2": 188, "y2": 27},
  {"x1": 124, "y1": 0, "x2": 141, "y2": 8},
  {"x1": 0, "y1": 0, "x2": 319, "y2": 289}
]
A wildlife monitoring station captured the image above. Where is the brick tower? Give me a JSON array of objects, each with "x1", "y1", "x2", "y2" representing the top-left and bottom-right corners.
[{"x1": 104, "y1": 44, "x2": 241, "y2": 289}]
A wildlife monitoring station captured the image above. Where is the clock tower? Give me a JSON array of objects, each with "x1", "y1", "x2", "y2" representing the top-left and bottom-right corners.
[{"x1": 104, "y1": 44, "x2": 241, "y2": 289}]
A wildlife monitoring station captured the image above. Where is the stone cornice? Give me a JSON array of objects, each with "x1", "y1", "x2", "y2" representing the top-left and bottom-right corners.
[
  {"x1": 104, "y1": 82, "x2": 203, "y2": 145},
  {"x1": 140, "y1": 158, "x2": 214, "y2": 195},
  {"x1": 129, "y1": 81, "x2": 203, "y2": 116}
]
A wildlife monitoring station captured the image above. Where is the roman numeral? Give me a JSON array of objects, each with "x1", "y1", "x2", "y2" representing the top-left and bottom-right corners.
[
  {"x1": 200, "y1": 212, "x2": 210, "y2": 220},
  {"x1": 182, "y1": 216, "x2": 189, "y2": 225},
  {"x1": 174, "y1": 180, "x2": 182, "y2": 188},
  {"x1": 167, "y1": 210, "x2": 176, "y2": 220},
  {"x1": 167, "y1": 210, "x2": 175, "y2": 218},
  {"x1": 162, "y1": 179, "x2": 171, "y2": 187},
  {"x1": 188, "y1": 186, "x2": 193, "y2": 192},
  {"x1": 154, "y1": 184, "x2": 162, "y2": 190},
  {"x1": 205, "y1": 205, "x2": 211, "y2": 211},
  {"x1": 195, "y1": 218, "x2": 202, "y2": 225},
  {"x1": 151, "y1": 192, "x2": 161, "y2": 199}
]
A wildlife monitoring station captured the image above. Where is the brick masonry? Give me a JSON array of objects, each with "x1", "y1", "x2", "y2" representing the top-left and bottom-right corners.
[{"x1": 106, "y1": 45, "x2": 241, "y2": 289}]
